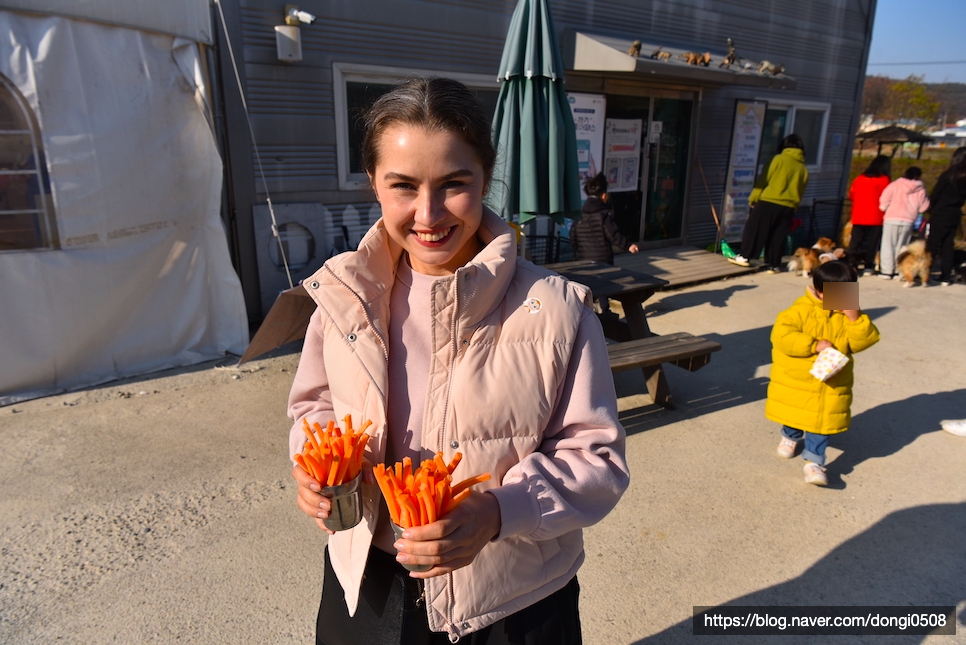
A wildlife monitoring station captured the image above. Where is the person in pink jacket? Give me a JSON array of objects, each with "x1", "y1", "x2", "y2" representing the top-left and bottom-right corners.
[
  {"x1": 287, "y1": 78, "x2": 629, "y2": 645},
  {"x1": 877, "y1": 166, "x2": 930, "y2": 279}
]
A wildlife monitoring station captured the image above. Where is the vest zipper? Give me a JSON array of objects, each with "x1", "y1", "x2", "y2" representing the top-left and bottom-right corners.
[{"x1": 438, "y1": 268, "x2": 465, "y2": 635}]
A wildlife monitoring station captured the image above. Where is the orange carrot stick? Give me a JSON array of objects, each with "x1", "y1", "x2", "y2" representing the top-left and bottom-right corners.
[
  {"x1": 293, "y1": 453, "x2": 311, "y2": 476},
  {"x1": 433, "y1": 453, "x2": 449, "y2": 475},
  {"x1": 447, "y1": 452, "x2": 463, "y2": 474},
  {"x1": 402, "y1": 457, "x2": 412, "y2": 485},
  {"x1": 335, "y1": 445, "x2": 352, "y2": 484},
  {"x1": 302, "y1": 453, "x2": 326, "y2": 482},
  {"x1": 302, "y1": 422, "x2": 322, "y2": 455},
  {"x1": 450, "y1": 472, "x2": 491, "y2": 496},
  {"x1": 419, "y1": 488, "x2": 437, "y2": 524},
  {"x1": 327, "y1": 455, "x2": 342, "y2": 486},
  {"x1": 442, "y1": 488, "x2": 472, "y2": 515}
]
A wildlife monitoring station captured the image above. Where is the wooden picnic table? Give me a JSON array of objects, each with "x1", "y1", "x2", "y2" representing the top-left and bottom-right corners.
[
  {"x1": 546, "y1": 259, "x2": 720, "y2": 409},
  {"x1": 544, "y1": 259, "x2": 668, "y2": 341}
]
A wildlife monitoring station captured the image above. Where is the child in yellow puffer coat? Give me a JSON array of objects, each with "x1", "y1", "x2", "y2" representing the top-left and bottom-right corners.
[{"x1": 767, "y1": 261, "x2": 880, "y2": 485}]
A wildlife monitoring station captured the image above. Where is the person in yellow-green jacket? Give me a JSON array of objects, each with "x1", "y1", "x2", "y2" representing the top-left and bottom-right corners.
[
  {"x1": 730, "y1": 134, "x2": 809, "y2": 272},
  {"x1": 767, "y1": 261, "x2": 880, "y2": 486}
]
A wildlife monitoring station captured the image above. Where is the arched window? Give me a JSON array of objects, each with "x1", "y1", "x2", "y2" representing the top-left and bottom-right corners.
[{"x1": 0, "y1": 74, "x2": 56, "y2": 250}]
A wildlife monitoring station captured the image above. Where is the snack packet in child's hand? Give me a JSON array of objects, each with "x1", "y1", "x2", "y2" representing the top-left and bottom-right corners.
[{"x1": 810, "y1": 347, "x2": 849, "y2": 382}]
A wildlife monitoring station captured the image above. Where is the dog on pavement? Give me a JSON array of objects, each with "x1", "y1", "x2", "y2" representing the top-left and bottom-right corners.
[
  {"x1": 896, "y1": 239, "x2": 932, "y2": 287},
  {"x1": 787, "y1": 237, "x2": 839, "y2": 277}
]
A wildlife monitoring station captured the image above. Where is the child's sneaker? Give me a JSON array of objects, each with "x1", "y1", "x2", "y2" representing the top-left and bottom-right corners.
[
  {"x1": 940, "y1": 419, "x2": 966, "y2": 437},
  {"x1": 777, "y1": 436, "x2": 799, "y2": 458},
  {"x1": 803, "y1": 462, "x2": 828, "y2": 486}
]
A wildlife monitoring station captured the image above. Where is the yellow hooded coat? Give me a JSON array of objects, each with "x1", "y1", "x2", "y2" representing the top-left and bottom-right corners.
[{"x1": 766, "y1": 289, "x2": 880, "y2": 435}]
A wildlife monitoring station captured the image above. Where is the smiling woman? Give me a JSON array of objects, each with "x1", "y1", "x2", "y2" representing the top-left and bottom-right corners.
[
  {"x1": 285, "y1": 77, "x2": 629, "y2": 645},
  {"x1": 367, "y1": 125, "x2": 486, "y2": 275}
]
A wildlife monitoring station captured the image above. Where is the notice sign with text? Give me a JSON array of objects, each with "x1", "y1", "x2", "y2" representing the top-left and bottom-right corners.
[
  {"x1": 567, "y1": 93, "x2": 606, "y2": 200},
  {"x1": 722, "y1": 100, "x2": 767, "y2": 239},
  {"x1": 603, "y1": 119, "x2": 642, "y2": 193}
]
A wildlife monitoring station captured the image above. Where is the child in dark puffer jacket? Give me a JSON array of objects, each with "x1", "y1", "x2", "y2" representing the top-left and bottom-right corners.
[{"x1": 569, "y1": 173, "x2": 639, "y2": 313}]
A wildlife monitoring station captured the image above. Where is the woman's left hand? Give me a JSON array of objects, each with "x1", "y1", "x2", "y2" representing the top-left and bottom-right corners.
[{"x1": 392, "y1": 491, "x2": 501, "y2": 578}]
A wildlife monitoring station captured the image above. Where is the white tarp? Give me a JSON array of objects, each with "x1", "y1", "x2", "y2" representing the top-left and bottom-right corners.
[{"x1": 0, "y1": 11, "x2": 248, "y2": 405}]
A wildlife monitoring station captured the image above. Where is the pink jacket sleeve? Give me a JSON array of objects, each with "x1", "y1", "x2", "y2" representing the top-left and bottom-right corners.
[
  {"x1": 488, "y1": 307, "x2": 630, "y2": 541},
  {"x1": 287, "y1": 308, "x2": 335, "y2": 460}
]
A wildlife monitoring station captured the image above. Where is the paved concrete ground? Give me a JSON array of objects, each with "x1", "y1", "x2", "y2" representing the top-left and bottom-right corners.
[{"x1": 1, "y1": 270, "x2": 964, "y2": 644}]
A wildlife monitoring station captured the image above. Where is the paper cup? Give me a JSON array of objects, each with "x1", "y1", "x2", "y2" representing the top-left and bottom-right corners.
[
  {"x1": 810, "y1": 347, "x2": 849, "y2": 382},
  {"x1": 320, "y1": 472, "x2": 363, "y2": 532},
  {"x1": 390, "y1": 521, "x2": 432, "y2": 572}
]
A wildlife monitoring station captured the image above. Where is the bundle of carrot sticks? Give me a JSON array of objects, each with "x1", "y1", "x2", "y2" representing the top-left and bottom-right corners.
[
  {"x1": 294, "y1": 416, "x2": 371, "y2": 487},
  {"x1": 373, "y1": 453, "x2": 491, "y2": 529}
]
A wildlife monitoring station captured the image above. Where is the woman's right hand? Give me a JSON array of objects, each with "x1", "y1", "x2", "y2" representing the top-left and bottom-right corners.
[
  {"x1": 292, "y1": 463, "x2": 337, "y2": 535},
  {"x1": 816, "y1": 339, "x2": 833, "y2": 353}
]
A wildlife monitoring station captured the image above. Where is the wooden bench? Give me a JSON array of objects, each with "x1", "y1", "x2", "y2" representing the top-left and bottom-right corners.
[{"x1": 607, "y1": 332, "x2": 722, "y2": 410}]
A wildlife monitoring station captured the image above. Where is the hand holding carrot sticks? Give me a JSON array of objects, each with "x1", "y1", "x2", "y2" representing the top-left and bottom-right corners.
[
  {"x1": 374, "y1": 453, "x2": 497, "y2": 576},
  {"x1": 292, "y1": 415, "x2": 372, "y2": 534},
  {"x1": 294, "y1": 416, "x2": 371, "y2": 487}
]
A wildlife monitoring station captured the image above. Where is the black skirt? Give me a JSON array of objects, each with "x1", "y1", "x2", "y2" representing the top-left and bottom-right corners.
[{"x1": 316, "y1": 545, "x2": 583, "y2": 645}]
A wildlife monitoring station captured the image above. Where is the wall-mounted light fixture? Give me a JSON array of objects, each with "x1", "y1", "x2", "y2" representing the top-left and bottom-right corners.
[{"x1": 276, "y1": 5, "x2": 316, "y2": 62}]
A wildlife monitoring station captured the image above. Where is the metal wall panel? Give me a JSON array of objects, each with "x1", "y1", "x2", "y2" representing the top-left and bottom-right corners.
[{"x1": 220, "y1": 0, "x2": 874, "y2": 315}]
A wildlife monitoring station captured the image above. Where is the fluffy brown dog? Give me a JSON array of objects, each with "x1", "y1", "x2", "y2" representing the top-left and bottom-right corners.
[
  {"x1": 896, "y1": 239, "x2": 931, "y2": 287},
  {"x1": 787, "y1": 237, "x2": 839, "y2": 277},
  {"x1": 839, "y1": 220, "x2": 852, "y2": 250}
]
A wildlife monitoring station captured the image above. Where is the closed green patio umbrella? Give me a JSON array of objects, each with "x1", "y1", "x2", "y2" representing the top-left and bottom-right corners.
[{"x1": 487, "y1": 0, "x2": 581, "y2": 224}]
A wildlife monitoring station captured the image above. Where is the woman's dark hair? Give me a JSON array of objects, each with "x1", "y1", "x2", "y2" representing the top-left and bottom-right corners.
[
  {"x1": 812, "y1": 260, "x2": 857, "y2": 292},
  {"x1": 862, "y1": 155, "x2": 891, "y2": 178},
  {"x1": 361, "y1": 77, "x2": 496, "y2": 183},
  {"x1": 940, "y1": 146, "x2": 966, "y2": 189},
  {"x1": 949, "y1": 146, "x2": 966, "y2": 168},
  {"x1": 583, "y1": 172, "x2": 609, "y2": 198},
  {"x1": 779, "y1": 133, "x2": 805, "y2": 153},
  {"x1": 903, "y1": 166, "x2": 922, "y2": 180}
]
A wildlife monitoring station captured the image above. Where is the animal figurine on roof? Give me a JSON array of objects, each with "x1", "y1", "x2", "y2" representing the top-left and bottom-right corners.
[
  {"x1": 650, "y1": 45, "x2": 671, "y2": 61},
  {"x1": 628, "y1": 40, "x2": 642, "y2": 57},
  {"x1": 719, "y1": 38, "x2": 738, "y2": 68},
  {"x1": 680, "y1": 51, "x2": 711, "y2": 66},
  {"x1": 758, "y1": 60, "x2": 785, "y2": 76}
]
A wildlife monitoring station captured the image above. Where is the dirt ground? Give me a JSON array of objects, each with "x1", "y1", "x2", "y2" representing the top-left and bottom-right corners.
[{"x1": 1, "y1": 270, "x2": 964, "y2": 644}]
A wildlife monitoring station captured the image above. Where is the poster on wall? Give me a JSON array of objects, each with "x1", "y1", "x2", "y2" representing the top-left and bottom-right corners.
[
  {"x1": 603, "y1": 119, "x2": 642, "y2": 193},
  {"x1": 567, "y1": 93, "x2": 606, "y2": 199},
  {"x1": 722, "y1": 100, "x2": 768, "y2": 239}
]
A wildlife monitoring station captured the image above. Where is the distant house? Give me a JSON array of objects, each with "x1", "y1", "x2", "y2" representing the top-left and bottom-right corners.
[{"x1": 924, "y1": 127, "x2": 966, "y2": 148}]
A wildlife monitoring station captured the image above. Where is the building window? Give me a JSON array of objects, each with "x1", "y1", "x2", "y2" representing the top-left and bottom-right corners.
[
  {"x1": 756, "y1": 100, "x2": 830, "y2": 173},
  {"x1": 0, "y1": 74, "x2": 55, "y2": 251},
  {"x1": 333, "y1": 63, "x2": 499, "y2": 190}
]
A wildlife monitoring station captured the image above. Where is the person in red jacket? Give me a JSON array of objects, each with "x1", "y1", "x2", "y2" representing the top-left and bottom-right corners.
[{"x1": 847, "y1": 155, "x2": 891, "y2": 275}]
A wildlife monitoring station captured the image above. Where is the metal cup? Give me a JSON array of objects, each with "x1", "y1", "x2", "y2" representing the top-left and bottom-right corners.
[
  {"x1": 390, "y1": 521, "x2": 432, "y2": 572},
  {"x1": 321, "y1": 472, "x2": 363, "y2": 531}
]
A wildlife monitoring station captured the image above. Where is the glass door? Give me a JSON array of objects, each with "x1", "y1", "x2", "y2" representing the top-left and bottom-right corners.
[
  {"x1": 604, "y1": 95, "x2": 648, "y2": 243},
  {"x1": 643, "y1": 98, "x2": 692, "y2": 242},
  {"x1": 604, "y1": 94, "x2": 693, "y2": 244}
]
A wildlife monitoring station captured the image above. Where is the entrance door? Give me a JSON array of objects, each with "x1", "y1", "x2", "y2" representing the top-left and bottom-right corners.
[{"x1": 604, "y1": 94, "x2": 693, "y2": 245}]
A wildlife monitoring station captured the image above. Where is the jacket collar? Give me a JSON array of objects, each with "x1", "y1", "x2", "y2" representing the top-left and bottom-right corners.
[
  {"x1": 805, "y1": 287, "x2": 832, "y2": 317},
  {"x1": 316, "y1": 207, "x2": 518, "y2": 327}
]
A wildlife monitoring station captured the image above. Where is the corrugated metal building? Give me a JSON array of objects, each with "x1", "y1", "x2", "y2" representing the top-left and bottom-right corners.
[{"x1": 211, "y1": 0, "x2": 876, "y2": 322}]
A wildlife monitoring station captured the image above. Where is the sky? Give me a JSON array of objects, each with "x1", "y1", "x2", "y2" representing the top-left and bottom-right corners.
[{"x1": 866, "y1": 0, "x2": 966, "y2": 84}]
